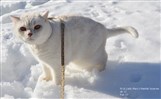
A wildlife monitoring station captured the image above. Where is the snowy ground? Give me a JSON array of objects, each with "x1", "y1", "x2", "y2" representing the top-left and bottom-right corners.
[{"x1": 0, "y1": 0, "x2": 160, "y2": 99}]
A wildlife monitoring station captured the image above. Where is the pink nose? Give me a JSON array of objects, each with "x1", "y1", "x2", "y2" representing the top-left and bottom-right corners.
[{"x1": 28, "y1": 33, "x2": 32, "y2": 37}]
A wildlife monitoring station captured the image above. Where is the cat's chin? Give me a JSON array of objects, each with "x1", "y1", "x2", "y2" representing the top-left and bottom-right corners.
[
  {"x1": 23, "y1": 38, "x2": 35, "y2": 44},
  {"x1": 27, "y1": 38, "x2": 34, "y2": 41},
  {"x1": 25, "y1": 38, "x2": 45, "y2": 45},
  {"x1": 25, "y1": 41, "x2": 35, "y2": 44}
]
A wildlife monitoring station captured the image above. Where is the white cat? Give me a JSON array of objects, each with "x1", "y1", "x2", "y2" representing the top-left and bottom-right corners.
[{"x1": 10, "y1": 11, "x2": 138, "y2": 85}]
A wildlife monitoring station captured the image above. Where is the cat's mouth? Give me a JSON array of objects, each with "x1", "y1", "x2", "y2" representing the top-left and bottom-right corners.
[{"x1": 27, "y1": 37, "x2": 34, "y2": 41}]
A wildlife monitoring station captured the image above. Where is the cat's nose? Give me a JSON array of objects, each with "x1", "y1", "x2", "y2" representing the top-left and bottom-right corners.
[{"x1": 28, "y1": 33, "x2": 32, "y2": 37}]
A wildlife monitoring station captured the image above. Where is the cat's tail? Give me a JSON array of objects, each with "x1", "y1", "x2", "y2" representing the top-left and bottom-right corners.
[{"x1": 106, "y1": 26, "x2": 139, "y2": 38}]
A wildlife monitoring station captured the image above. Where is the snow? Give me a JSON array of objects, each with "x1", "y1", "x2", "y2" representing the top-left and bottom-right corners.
[
  {"x1": 0, "y1": 1, "x2": 26, "y2": 16},
  {"x1": 1, "y1": 0, "x2": 160, "y2": 99}
]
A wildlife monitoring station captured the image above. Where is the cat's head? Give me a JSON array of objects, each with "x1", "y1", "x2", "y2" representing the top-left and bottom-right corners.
[{"x1": 10, "y1": 11, "x2": 52, "y2": 45}]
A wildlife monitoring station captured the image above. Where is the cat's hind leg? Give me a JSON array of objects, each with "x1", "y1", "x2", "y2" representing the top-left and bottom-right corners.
[
  {"x1": 72, "y1": 50, "x2": 107, "y2": 72},
  {"x1": 89, "y1": 49, "x2": 108, "y2": 72}
]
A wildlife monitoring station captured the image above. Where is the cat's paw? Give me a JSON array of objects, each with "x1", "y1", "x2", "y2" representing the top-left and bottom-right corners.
[
  {"x1": 42, "y1": 76, "x2": 51, "y2": 81},
  {"x1": 38, "y1": 74, "x2": 52, "y2": 82}
]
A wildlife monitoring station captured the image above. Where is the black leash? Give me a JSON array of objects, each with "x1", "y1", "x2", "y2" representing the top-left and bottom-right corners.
[{"x1": 60, "y1": 19, "x2": 65, "y2": 99}]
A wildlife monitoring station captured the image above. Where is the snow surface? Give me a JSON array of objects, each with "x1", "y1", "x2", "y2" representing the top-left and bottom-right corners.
[{"x1": 1, "y1": 0, "x2": 160, "y2": 99}]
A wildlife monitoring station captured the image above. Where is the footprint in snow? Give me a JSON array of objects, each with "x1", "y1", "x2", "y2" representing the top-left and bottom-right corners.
[
  {"x1": 84, "y1": 8, "x2": 91, "y2": 12},
  {"x1": 114, "y1": 40, "x2": 127, "y2": 50},
  {"x1": 84, "y1": 4, "x2": 94, "y2": 12},
  {"x1": 91, "y1": 11, "x2": 100, "y2": 17},
  {"x1": 129, "y1": 73, "x2": 142, "y2": 83}
]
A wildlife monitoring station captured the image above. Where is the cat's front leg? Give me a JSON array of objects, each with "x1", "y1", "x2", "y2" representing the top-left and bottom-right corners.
[
  {"x1": 53, "y1": 66, "x2": 61, "y2": 85},
  {"x1": 38, "y1": 63, "x2": 62, "y2": 85},
  {"x1": 38, "y1": 64, "x2": 52, "y2": 82}
]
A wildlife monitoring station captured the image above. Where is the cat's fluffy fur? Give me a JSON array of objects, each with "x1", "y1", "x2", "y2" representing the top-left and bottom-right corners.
[{"x1": 11, "y1": 11, "x2": 138, "y2": 85}]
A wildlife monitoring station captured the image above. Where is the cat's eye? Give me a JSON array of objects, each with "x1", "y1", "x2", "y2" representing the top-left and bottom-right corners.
[
  {"x1": 20, "y1": 27, "x2": 26, "y2": 31},
  {"x1": 34, "y1": 25, "x2": 41, "y2": 30}
]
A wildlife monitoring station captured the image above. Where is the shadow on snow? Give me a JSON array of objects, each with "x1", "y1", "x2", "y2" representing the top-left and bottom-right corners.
[{"x1": 66, "y1": 61, "x2": 161, "y2": 99}]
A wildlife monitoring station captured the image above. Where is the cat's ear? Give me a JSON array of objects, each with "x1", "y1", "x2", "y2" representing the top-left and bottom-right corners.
[
  {"x1": 41, "y1": 11, "x2": 49, "y2": 21},
  {"x1": 10, "y1": 15, "x2": 20, "y2": 23}
]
